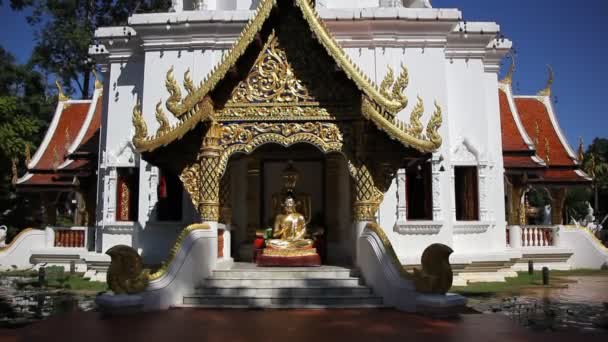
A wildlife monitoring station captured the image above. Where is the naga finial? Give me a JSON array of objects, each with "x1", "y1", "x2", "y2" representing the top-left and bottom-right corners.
[
  {"x1": 155, "y1": 100, "x2": 171, "y2": 136},
  {"x1": 426, "y1": 101, "x2": 443, "y2": 147},
  {"x1": 132, "y1": 101, "x2": 148, "y2": 141},
  {"x1": 537, "y1": 65, "x2": 554, "y2": 97},
  {"x1": 24, "y1": 144, "x2": 31, "y2": 166},
  {"x1": 578, "y1": 137, "x2": 585, "y2": 163},
  {"x1": 92, "y1": 69, "x2": 103, "y2": 90},
  {"x1": 500, "y1": 54, "x2": 516, "y2": 85},
  {"x1": 55, "y1": 80, "x2": 70, "y2": 102},
  {"x1": 408, "y1": 96, "x2": 424, "y2": 139}
]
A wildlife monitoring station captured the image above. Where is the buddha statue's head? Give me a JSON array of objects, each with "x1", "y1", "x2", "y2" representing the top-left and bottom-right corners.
[
  {"x1": 283, "y1": 197, "x2": 296, "y2": 214},
  {"x1": 282, "y1": 161, "x2": 299, "y2": 192}
]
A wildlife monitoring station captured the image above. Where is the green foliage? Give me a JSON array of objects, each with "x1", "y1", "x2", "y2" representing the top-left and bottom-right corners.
[
  {"x1": 582, "y1": 138, "x2": 608, "y2": 217},
  {"x1": 0, "y1": 46, "x2": 51, "y2": 234},
  {"x1": 9, "y1": 0, "x2": 170, "y2": 98}
]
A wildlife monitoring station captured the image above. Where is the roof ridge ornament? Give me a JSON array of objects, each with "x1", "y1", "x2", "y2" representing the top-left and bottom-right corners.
[
  {"x1": 155, "y1": 100, "x2": 171, "y2": 136},
  {"x1": 537, "y1": 65, "x2": 554, "y2": 97},
  {"x1": 92, "y1": 69, "x2": 103, "y2": 90},
  {"x1": 578, "y1": 137, "x2": 585, "y2": 163},
  {"x1": 500, "y1": 54, "x2": 515, "y2": 85},
  {"x1": 55, "y1": 80, "x2": 70, "y2": 103},
  {"x1": 132, "y1": 101, "x2": 148, "y2": 141},
  {"x1": 24, "y1": 144, "x2": 31, "y2": 166}
]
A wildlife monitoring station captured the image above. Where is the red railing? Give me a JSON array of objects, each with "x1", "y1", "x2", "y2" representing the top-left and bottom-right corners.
[{"x1": 54, "y1": 229, "x2": 85, "y2": 248}]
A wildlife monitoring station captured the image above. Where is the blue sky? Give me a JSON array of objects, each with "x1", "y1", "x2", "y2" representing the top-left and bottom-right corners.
[{"x1": 0, "y1": 0, "x2": 606, "y2": 147}]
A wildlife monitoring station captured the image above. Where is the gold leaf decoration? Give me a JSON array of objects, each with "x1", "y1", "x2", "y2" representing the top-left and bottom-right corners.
[
  {"x1": 183, "y1": 69, "x2": 196, "y2": 95},
  {"x1": 391, "y1": 64, "x2": 409, "y2": 111},
  {"x1": 379, "y1": 66, "x2": 394, "y2": 99},
  {"x1": 408, "y1": 96, "x2": 424, "y2": 139},
  {"x1": 537, "y1": 65, "x2": 554, "y2": 97},
  {"x1": 155, "y1": 100, "x2": 171, "y2": 136},
  {"x1": 227, "y1": 31, "x2": 315, "y2": 104},
  {"x1": 132, "y1": 101, "x2": 148, "y2": 141},
  {"x1": 11, "y1": 158, "x2": 18, "y2": 185},
  {"x1": 165, "y1": 66, "x2": 183, "y2": 116},
  {"x1": 55, "y1": 80, "x2": 70, "y2": 102},
  {"x1": 426, "y1": 101, "x2": 443, "y2": 146}
]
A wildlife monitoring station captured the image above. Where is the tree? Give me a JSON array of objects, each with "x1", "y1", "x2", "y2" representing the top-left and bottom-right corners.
[
  {"x1": 0, "y1": 46, "x2": 52, "y2": 238},
  {"x1": 9, "y1": 0, "x2": 170, "y2": 99},
  {"x1": 583, "y1": 138, "x2": 608, "y2": 216}
]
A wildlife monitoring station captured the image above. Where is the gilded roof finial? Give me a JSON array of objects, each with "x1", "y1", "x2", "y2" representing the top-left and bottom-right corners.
[
  {"x1": 55, "y1": 80, "x2": 70, "y2": 102},
  {"x1": 500, "y1": 54, "x2": 515, "y2": 85},
  {"x1": 578, "y1": 137, "x2": 585, "y2": 163},
  {"x1": 92, "y1": 69, "x2": 103, "y2": 90},
  {"x1": 24, "y1": 144, "x2": 31, "y2": 166},
  {"x1": 537, "y1": 65, "x2": 554, "y2": 97},
  {"x1": 11, "y1": 158, "x2": 18, "y2": 185}
]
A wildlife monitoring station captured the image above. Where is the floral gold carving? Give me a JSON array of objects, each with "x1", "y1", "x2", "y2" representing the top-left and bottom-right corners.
[
  {"x1": 228, "y1": 32, "x2": 315, "y2": 104},
  {"x1": 408, "y1": 96, "x2": 424, "y2": 139},
  {"x1": 119, "y1": 181, "x2": 130, "y2": 221}
]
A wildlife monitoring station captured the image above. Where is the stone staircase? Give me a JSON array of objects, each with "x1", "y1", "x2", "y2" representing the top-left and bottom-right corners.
[{"x1": 178, "y1": 263, "x2": 384, "y2": 308}]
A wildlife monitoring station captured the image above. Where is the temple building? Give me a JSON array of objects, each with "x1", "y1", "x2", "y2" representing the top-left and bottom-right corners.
[{"x1": 3, "y1": 0, "x2": 606, "y2": 310}]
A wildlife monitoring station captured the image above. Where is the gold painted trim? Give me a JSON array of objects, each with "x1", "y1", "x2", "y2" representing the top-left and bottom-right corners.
[
  {"x1": 361, "y1": 96, "x2": 442, "y2": 153},
  {"x1": 148, "y1": 223, "x2": 211, "y2": 281},
  {"x1": 365, "y1": 223, "x2": 412, "y2": 280},
  {"x1": 0, "y1": 228, "x2": 34, "y2": 252},
  {"x1": 295, "y1": 0, "x2": 406, "y2": 113}
]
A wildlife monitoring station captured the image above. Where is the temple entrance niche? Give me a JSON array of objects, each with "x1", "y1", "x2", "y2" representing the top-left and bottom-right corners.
[{"x1": 227, "y1": 143, "x2": 353, "y2": 266}]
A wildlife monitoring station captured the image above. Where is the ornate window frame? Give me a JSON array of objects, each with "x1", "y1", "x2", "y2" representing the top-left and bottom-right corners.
[
  {"x1": 394, "y1": 154, "x2": 444, "y2": 235},
  {"x1": 450, "y1": 137, "x2": 494, "y2": 234}
]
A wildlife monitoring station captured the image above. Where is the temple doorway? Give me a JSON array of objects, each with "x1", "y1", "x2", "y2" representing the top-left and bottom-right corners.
[{"x1": 226, "y1": 143, "x2": 353, "y2": 266}]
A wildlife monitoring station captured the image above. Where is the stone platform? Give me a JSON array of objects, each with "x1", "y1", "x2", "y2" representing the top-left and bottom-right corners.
[{"x1": 256, "y1": 253, "x2": 321, "y2": 267}]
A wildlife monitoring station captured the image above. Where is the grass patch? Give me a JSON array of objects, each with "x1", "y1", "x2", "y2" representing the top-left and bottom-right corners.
[
  {"x1": 451, "y1": 271, "x2": 582, "y2": 296},
  {"x1": 43, "y1": 266, "x2": 107, "y2": 292}
]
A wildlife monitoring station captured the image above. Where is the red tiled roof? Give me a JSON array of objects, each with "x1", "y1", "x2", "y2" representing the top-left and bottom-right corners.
[
  {"x1": 30, "y1": 102, "x2": 91, "y2": 171},
  {"x1": 514, "y1": 98, "x2": 576, "y2": 167},
  {"x1": 499, "y1": 90, "x2": 529, "y2": 152},
  {"x1": 17, "y1": 90, "x2": 102, "y2": 189},
  {"x1": 503, "y1": 156, "x2": 544, "y2": 169},
  {"x1": 531, "y1": 169, "x2": 591, "y2": 185}
]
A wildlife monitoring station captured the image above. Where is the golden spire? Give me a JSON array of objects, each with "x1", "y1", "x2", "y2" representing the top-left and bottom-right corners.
[
  {"x1": 537, "y1": 65, "x2": 554, "y2": 97},
  {"x1": 11, "y1": 158, "x2": 18, "y2": 185},
  {"x1": 500, "y1": 54, "x2": 515, "y2": 85},
  {"x1": 24, "y1": 144, "x2": 31, "y2": 166},
  {"x1": 55, "y1": 80, "x2": 70, "y2": 102},
  {"x1": 544, "y1": 138, "x2": 551, "y2": 165},
  {"x1": 92, "y1": 69, "x2": 103, "y2": 90},
  {"x1": 578, "y1": 137, "x2": 585, "y2": 163}
]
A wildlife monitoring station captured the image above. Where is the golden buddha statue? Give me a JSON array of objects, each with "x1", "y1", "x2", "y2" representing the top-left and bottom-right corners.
[{"x1": 267, "y1": 197, "x2": 314, "y2": 250}]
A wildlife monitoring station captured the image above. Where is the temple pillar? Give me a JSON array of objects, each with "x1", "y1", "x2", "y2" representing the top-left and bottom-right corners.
[
  {"x1": 219, "y1": 166, "x2": 233, "y2": 263},
  {"x1": 352, "y1": 162, "x2": 383, "y2": 265},
  {"x1": 550, "y1": 188, "x2": 567, "y2": 225},
  {"x1": 508, "y1": 178, "x2": 526, "y2": 225}
]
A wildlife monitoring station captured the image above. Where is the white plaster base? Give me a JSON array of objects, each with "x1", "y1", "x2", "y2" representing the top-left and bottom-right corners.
[{"x1": 95, "y1": 293, "x2": 143, "y2": 315}]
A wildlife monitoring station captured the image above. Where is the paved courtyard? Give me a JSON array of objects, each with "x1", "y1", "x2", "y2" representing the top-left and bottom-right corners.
[{"x1": 0, "y1": 308, "x2": 606, "y2": 342}]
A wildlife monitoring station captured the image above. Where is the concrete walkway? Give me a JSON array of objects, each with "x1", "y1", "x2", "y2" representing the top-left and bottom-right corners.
[{"x1": 3, "y1": 309, "x2": 608, "y2": 342}]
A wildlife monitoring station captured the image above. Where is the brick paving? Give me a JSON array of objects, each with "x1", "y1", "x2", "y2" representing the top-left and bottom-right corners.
[{"x1": 0, "y1": 309, "x2": 605, "y2": 342}]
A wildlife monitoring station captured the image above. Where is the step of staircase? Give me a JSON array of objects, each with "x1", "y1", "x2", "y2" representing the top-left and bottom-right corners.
[{"x1": 179, "y1": 263, "x2": 384, "y2": 309}]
